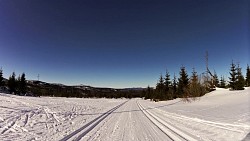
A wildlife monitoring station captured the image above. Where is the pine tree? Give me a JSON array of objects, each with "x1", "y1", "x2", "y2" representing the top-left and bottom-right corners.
[
  {"x1": 177, "y1": 66, "x2": 189, "y2": 98},
  {"x1": 156, "y1": 74, "x2": 164, "y2": 100},
  {"x1": 235, "y1": 64, "x2": 245, "y2": 90},
  {"x1": 16, "y1": 73, "x2": 27, "y2": 94},
  {"x1": 187, "y1": 68, "x2": 206, "y2": 99},
  {"x1": 189, "y1": 68, "x2": 198, "y2": 97},
  {"x1": 229, "y1": 61, "x2": 237, "y2": 90},
  {"x1": 246, "y1": 65, "x2": 250, "y2": 87},
  {"x1": 219, "y1": 76, "x2": 226, "y2": 88},
  {"x1": 164, "y1": 70, "x2": 171, "y2": 99},
  {"x1": 20, "y1": 73, "x2": 27, "y2": 94},
  {"x1": 214, "y1": 71, "x2": 219, "y2": 87},
  {"x1": 0, "y1": 68, "x2": 4, "y2": 86},
  {"x1": 17, "y1": 75, "x2": 21, "y2": 94},
  {"x1": 145, "y1": 85, "x2": 152, "y2": 99},
  {"x1": 172, "y1": 74, "x2": 177, "y2": 99},
  {"x1": 8, "y1": 72, "x2": 16, "y2": 94}
]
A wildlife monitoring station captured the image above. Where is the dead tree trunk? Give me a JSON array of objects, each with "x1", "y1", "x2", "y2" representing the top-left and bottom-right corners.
[{"x1": 205, "y1": 51, "x2": 216, "y2": 91}]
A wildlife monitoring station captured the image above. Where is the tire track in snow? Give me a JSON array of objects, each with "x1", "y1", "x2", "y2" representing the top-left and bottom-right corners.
[
  {"x1": 60, "y1": 100, "x2": 128, "y2": 141},
  {"x1": 137, "y1": 101, "x2": 197, "y2": 141}
]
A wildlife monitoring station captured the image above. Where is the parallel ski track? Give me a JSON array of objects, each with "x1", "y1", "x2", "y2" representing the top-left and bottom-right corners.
[
  {"x1": 60, "y1": 100, "x2": 128, "y2": 141},
  {"x1": 137, "y1": 101, "x2": 197, "y2": 141}
]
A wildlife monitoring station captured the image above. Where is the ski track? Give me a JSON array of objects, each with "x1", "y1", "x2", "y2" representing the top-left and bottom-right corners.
[
  {"x1": 0, "y1": 94, "x2": 126, "y2": 141},
  {"x1": 155, "y1": 108, "x2": 249, "y2": 132},
  {"x1": 138, "y1": 88, "x2": 250, "y2": 141},
  {"x1": 137, "y1": 101, "x2": 197, "y2": 141},
  {"x1": 59, "y1": 100, "x2": 128, "y2": 141},
  {"x1": 86, "y1": 99, "x2": 171, "y2": 141}
]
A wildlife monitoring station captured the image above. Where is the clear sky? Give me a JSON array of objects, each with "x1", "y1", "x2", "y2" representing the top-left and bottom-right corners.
[{"x1": 0, "y1": 0, "x2": 249, "y2": 88}]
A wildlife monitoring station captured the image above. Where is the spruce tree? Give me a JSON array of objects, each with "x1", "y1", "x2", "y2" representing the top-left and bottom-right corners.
[
  {"x1": 164, "y1": 70, "x2": 171, "y2": 99},
  {"x1": 235, "y1": 64, "x2": 245, "y2": 90},
  {"x1": 145, "y1": 85, "x2": 152, "y2": 99},
  {"x1": 17, "y1": 75, "x2": 21, "y2": 94},
  {"x1": 189, "y1": 68, "x2": 199, "y2": 97},
  {"x1": 20, "y1": 73, "x2": 27, "y2": 94},
  {"x1": 172, "y1": 74, "x2": 177, "y2": 98},
  {"x1": 156, "y1": 74, "x2": 164, "y2": 100},
  {"x1": 188, "y1": 68, "x2": 206, "y2": 99},
  {"x1": 214, "y1": 71, "x2": 219, "y2": 87},
  {"x1": 8, "y1": 72, "x2": 16, "y2": 94},
  {"x1": 219, "y1": 76, "x2": 226, "y2": 88},
  {"x1": 246, "y1": 65, "x2": 250, "y2": 87},
  {"x1": 0, "y1": 68, "x2": 4, "y2": 86},
  {"x1": 229, "y1": 61, "x2": 237, "y2": 90},
  {"x1": 177, "y1": 66, "x2": 189, "y2": 98}
]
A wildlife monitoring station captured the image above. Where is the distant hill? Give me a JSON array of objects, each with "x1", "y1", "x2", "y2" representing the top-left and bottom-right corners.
[
  {"x1": 25, "y1": 80, "x2": 145, "y2": 98},
  {"x1": 1, "y1": 77, "x2": 146, "y2": 98}
]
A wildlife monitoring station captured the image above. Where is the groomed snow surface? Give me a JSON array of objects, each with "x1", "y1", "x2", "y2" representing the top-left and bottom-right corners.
[{"x1": 0, "y1": 88, "x2": 249, "y2": 141}]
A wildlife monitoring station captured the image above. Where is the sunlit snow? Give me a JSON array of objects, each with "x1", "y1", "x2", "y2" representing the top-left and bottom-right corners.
[{"x1": 0, "y1": 88, "x2": 249, "y2": 141}]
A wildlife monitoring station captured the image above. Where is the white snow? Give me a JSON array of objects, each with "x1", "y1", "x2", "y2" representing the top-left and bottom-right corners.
[
  {"x1": 139, "y1": 87, "x2": 250, "y2": 141},
  {"x1": 0, "y1": 88, "x2": 249, "y2": 141}
]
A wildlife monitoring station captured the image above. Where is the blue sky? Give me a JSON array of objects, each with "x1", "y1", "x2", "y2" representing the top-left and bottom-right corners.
[{"x1": 0, "y1": 0, "x2": 249, "y2": 88}]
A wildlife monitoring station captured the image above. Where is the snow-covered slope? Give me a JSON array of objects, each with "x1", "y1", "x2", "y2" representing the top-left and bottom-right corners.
[
  {"x1": 0, "y1": 88, "x2": 249, "y2": 141},
  {"x1": 140, "y1": 88, "x2": 250, "y2": 141}
]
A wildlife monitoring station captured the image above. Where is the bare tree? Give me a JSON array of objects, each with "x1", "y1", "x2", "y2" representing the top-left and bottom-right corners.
[{"x1": 205, "y1": 51, "x2": 216, "y2": 91}]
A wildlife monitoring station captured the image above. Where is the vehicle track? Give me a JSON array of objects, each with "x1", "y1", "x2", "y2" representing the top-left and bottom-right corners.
[
  {"x1": 137, "y1": 101, "x2": 197, "y2": 141},
  {"x1": 60, "y1": 100, "x2": 128, "y2": 141}
]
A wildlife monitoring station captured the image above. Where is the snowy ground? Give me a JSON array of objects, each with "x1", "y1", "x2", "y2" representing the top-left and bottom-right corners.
[{"x1": 0, "y1": 88, "x2": 249, "y2": 141}]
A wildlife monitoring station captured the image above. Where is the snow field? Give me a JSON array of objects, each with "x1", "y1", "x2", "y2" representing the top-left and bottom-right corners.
[
  {"x1": 0, "y1": 88, "x2": 249, "y2": 141},
  {"x1": 0, "y1": 94, "x2": 126, "y2": 141},
  {"x1": 139, "y1": 88, "x2": 250, "y2": 141}
]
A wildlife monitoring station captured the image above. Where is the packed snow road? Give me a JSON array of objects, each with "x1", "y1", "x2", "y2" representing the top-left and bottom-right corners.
[{"x1": 0, "y1": 88, "x2": 250, "y2": 141}]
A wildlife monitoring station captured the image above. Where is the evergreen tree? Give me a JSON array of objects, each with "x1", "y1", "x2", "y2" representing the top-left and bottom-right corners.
[
  {"x1": 172, "y1": 74, "x2": 177, "y2": 98},
  {"x1": 189, "y1": 68, "x2": 198, "y2": 96},
  {"x1": 0, "y1": 68, "x2": 4, "y2": 86},
  {"x1": 246, "y1": 65, "x2": 250, "y2": 87},
  {"x1": 229, "y1": 61, "x2": 237, "y2": 90},
  {"x1": 188, "y1": 68, "x2": 206, "y2": 99},
  {"x1": 214, "y1": 71, "x2": 219, "y2": 87},
  {"x1": 164, "y1": 70, "x2": 171, "y2": 99},
  {"x1": 177, "y1": 66, "x2": 189, "y2": 98},
  {"x1": 8, "y1": 72, "x2": 16, "y2": 94},
  {"x1": 16, "y1": 73, "x2": 27, "y2": 94},
  {"x1": 219, "y1": 76, "x2": 226, "y2": 88},
  {"x1": 145, "y1": 85, "x2": 152, "y2": 99},
  {"x1": 235, "y1": 64, "x2": 245, "y2": 90},
  {"x1": 156, "y1": 74, "x2": 164, "y2": 100},
  {"x1": 17, "y1": 75, "x2": 21, "y2": 94}
]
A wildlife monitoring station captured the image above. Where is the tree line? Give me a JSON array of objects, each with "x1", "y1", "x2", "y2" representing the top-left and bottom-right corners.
[
  {"x1": 0, "y1": 69, "x2": 27, "y2": 95},
  {"x1": 0, "y1": 60, "x2": 250, "y2": 99},
  {"x1": 0, "y1": 68, "x2": 142, "y2": 98},
  {"x1": 142, "y1": 61, "x2": 250, "y2": 101}
]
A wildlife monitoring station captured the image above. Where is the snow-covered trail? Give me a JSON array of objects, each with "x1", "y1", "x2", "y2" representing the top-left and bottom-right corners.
[
  {"x1": 84, "y1": 99, "x2": 170, "y2": 141},
  {"x1": 80, "y1": 88, "x2": 250, "y2": 141}
]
